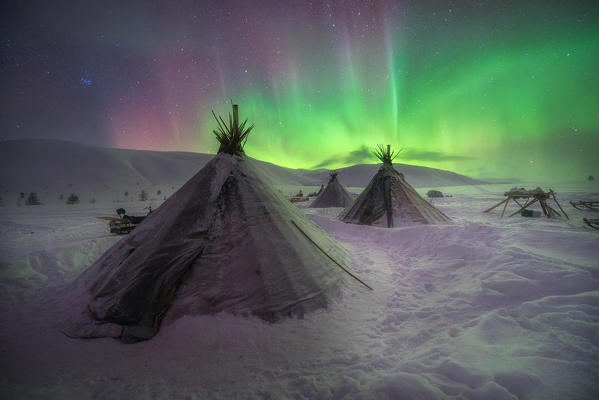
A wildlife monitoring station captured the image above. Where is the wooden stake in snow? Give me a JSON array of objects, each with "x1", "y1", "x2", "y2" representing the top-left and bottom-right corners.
[
  {"x1": 550, "y1": 189, "x2": 568, "y2": 219},
  {"x1": 290, "y1": 220, "x2": 373, "y2": 291}
]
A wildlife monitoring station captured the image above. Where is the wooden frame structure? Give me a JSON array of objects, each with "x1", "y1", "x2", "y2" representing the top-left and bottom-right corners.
[{"x1": 483, "y1": 188, "x2": 569, "y2": 219}]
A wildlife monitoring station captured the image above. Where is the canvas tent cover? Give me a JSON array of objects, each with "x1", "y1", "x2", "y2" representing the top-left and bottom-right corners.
[
  {"x1": 63, "y1": 154, "x2": 346, "y2": 343},
  {"x1": 310, "y1": 172, "x2": 354, "y2": 208},
  {"x1": 340, "y1": 164, "x2": 450, "y2": 227}
]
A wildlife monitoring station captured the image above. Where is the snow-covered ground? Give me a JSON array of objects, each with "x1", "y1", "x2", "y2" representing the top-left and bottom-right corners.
[{"x1": 0, "y1": 182, "x2": 598, "y2": 399}]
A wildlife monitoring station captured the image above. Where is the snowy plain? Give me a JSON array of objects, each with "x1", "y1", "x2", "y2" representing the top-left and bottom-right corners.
[{"x1": 0, "y1": 178, "x2": 597, "y2": 399}]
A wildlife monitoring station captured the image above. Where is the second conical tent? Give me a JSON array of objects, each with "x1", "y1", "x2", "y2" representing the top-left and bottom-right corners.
[{"x1": 339, "y1": 145, "x2": 450, "y2": 227}]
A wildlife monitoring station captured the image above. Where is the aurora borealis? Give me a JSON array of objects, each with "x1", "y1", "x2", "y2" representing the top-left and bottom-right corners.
[{"x1": 1, "y1": 0, "x2": 598, "y2": 181}]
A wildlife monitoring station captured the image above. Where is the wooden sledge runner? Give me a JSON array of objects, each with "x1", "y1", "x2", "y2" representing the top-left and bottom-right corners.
[
  {"x1": 483, "y1": 187, "x2": 569, "y2": 219},
  {"x1": 583, "y1": 218, "x2": 599, "y2": 230},
  {"x1": 570, "y1": 201, "x2": 599, "y2": 211}
]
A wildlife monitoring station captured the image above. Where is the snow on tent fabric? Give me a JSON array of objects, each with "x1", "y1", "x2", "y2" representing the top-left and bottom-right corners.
[
  {"x1": 310, "y1": 171, "x2": 354, "y2": 208},
  {"x1": 62, "y1": 105, "x2": 347, "y2": 343},
  {"x1": 339, "y1": 145, "x2": 451, "y2": 227}
]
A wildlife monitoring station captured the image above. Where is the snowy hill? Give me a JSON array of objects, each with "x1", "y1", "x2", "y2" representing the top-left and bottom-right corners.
[
  {"x1": 0, "y1": 139, "x2": 483, "y2": 203},
  {"x1": 313, "y1": 163, "x2": 483, "y2": 188}
]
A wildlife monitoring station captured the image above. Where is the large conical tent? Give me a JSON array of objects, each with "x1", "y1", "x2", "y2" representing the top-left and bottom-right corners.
[
  {"x1": 310, "y1": 171, "x2": 354, "y2": 208},
  {"x1": 63, "y1": 104, "x2": 348, "y2": 343},
  {"x1": 340, "y1": 145, "x2": 450, "y2": 227}
]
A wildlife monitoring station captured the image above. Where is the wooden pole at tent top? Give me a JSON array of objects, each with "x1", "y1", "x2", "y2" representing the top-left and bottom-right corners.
[
  {"x1": 233, "y1": 104, "x2": 239, "y2": 135},
  {"x1": 387, "y1": 144, "x2": 390, "y2": 158}
]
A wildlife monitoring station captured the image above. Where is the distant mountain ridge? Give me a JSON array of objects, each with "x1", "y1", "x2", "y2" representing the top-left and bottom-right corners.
[{"x1": 0, "y1": 139, "x2": 484, "y2": 202}]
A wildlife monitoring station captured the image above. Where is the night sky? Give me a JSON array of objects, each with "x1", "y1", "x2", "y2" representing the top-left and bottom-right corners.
[{"x1": 1, "y1": 0, "x2": 598, "y2": 181}]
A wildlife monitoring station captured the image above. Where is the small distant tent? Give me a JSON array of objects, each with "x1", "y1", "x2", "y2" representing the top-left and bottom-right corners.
[
  {"x1": 339, "y1": 145, "x2": 450, "y2": 227},
  {"x1": 310, "y1": 171, "x2": 354, "y2": 208},
  {"x1": 63, "y1": 104, "x2": 356, "y2": 343}
]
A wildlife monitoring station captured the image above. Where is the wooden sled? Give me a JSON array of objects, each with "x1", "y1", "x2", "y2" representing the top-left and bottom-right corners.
[
  {"x1": 570, "y1": 201, "x2": 599, "y2": 211},
  {"x1": 97, "y1": 216, "x2": 137, "y2": 234},
  {"x1": 97, "y1": 208, "x2": 149, "y2": 234}
]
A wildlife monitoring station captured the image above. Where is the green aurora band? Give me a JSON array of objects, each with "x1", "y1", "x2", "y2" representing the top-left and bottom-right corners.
[{"x1": 197, "y1": 3, "x2": 599, "y2": 182}]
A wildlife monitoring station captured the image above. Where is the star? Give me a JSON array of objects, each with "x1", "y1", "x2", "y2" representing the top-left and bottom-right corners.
[{"x1": 79, "y1": 77, "x2": 92, "y2": 87}]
